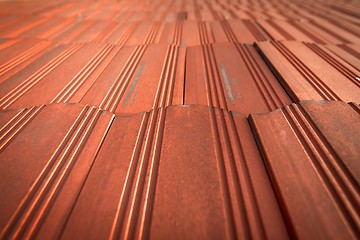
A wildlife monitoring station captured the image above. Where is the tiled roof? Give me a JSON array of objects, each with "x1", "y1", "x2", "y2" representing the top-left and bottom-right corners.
[
  {"x1": 249, "y1": 101, "x2": 360, "y2": 239},
  {"x1": 256, "y1": 41, "x2": 360, "y2": 102},
  {"x1": 0, "y1": 41, "x2": 292, "y2": 114},
  {"x1": 0, "y1": 0, "x2": 359, "y2": 239}
]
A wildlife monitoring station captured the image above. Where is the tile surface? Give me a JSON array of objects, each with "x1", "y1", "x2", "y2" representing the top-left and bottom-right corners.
[
  {"x1": 249, "y1": 101, "x2": 360, "y2": 239},
  {"x1": 0, "y1": 0, "x2": 359, "y2": 239},
  {"x1": 0, "y1": 103, "x2": 288, "y2": 239},
  {"x1": 256, "y1": 41, "x2": 360, "y2": 103}
]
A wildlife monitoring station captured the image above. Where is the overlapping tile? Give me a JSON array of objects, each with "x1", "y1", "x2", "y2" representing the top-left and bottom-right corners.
[
  {"x1": 0, "y1": 17, "x2": 272, "y2": 45},
  {"x1": 0, "y1": 0, "x2": 359, "y2": 238},
  {"x1": 256, "y1": 41, "x2": 360, "y2": 103},
  {"x1": 0, "y1": 38, "x2": 54, "y2": 83},
  {"x1": 0, "y1": 42, "x2": 122, "y2": 111},
  {"x1": 249, "y1": 100, "x2": 360, "y2": 239},
  {"x1": 1, "y1": 2, "x2": 358, "y2": 45},
  {"x1": 0, "y1": 42, "x2": 292, "y2": 115},
  {"x1": 256, "y1": 19, "x2": 360, "y2": 44},
  {"x1": 11, "y1": 17, "x2": 360, "y2": 45},
  {"x1": 324, "y1": 43, "x2": 360, "y2": 69},
  {"x1": 185, "y1": 43, "x2": 291, "y2": 113},
  {"x1": 0, "y1": 103, "x2": 114, "y2": 239},
  {"x1": 0, "y1": 103, "x2": 288, "y2": 239}
]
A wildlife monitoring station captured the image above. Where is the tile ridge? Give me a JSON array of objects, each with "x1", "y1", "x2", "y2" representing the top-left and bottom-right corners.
[{"x1": 248, "y1": 100, "x2": 360, "y2": 238}]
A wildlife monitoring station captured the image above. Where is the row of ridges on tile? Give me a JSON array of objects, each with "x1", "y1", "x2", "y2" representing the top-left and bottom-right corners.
[
  {"x1": 0, "y1": 100, "x2": 359, "y2": 239},
  {"x1": 0, "y1": 16, "x2": 358, "y2": 45},
  {"x1": 0, "y1": 0, "x2": 359, "y2": 239},
  {"x1": 0, "y1": 0, "x2": 359, "y2": 45},
  {"x1": 0, "y1": 38, "x2": 358, "y2": 115},
  {"x1": 0, "y1": 0, "x2": 359, "y2": 25}
]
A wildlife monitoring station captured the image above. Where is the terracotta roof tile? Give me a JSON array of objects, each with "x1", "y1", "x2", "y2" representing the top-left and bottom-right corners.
[
  {"x1": 249, "y1": 100, "x2": 360, "y2": 239},
  {"x1": 0, "y1": 0, "x2": 359, "y2": 238},
  {"x1": 0, "y1": 38, "x2": 54, "y2": 82},
  {"x1": 185, "y1": 43, "x2": 291, "y2": 113},
  {"x1": 256, "y1": 19, "x2": 360, "y2": 44},
  {"x1": 256, "y1": 41, "x2": 360, "y2": 103},
  {"x1": 324, "y1": 43, "x2": 360, "y2": 69},
  {"x1": 0, "y1": 103, "x2": 288, "y2": 239},
  {"x1": 0, "y1": 42, "x2": 292, "y2": 115}
]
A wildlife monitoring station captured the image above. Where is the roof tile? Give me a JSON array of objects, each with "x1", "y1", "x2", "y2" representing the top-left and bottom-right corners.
[
  {"x1": 0, "y1": 0, "x2": 359, "y2": 238},
  {"x1": 0, "y1": 42, "x2": 292, "y2": 115},
  {"x1": 185, "y1": 43, "x2": 292, "y2": 113},
  {"x1": 256, "y1": 41, "x2": 360, "y2": 103},
  {"x1": 249, "y1": 100, "x2": 360, "y2": 239},
  {"x1": 0, "y1": 103, "x2": 288, "y2": 239}
]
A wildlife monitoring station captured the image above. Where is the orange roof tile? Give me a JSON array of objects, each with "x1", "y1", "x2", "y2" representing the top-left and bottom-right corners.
[{"x1": 0, "y1": 0, "x2": 359, "y2": 238}]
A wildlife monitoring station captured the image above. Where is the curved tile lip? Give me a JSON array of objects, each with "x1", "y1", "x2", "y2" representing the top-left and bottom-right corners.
[
  {"x1": 0, "y1": 41, "x2": 292, "y2": 115},
  {"x1": 254, "y1": 41, "x2": 360, "y2": 103},
  {"x1": 0, "y1": 0, "x2": 359, "y2": 238},
  {"x1": 0, "y1": 102, "x2": 251, "y2": 119},
  {"x1": 6, "y1": 101, "x2": 355, "y2": 121},
  {"x1": 249, "y1": 100, "x2": 355, "y2": 116},
  {"x1": 248, "y1": 99, "x2": 360, "y2": 239},
  {"x1": 0, "y1": 96, "x2": 288, "y2": 240}
]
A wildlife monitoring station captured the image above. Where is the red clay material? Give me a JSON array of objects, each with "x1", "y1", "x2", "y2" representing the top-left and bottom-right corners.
[
  {"x1": 0, "y1": 38, "x2": 54, "y2": 83},
  {"x1": 185, "y1": 43, "x2": 292, "y2": 114},
  {"x1": 256, "y1": 41, "x2": 360, "y2": 103},
  {"x1": 324, "y1": 44, "x2": 360, "y2": 70},
  {"x1": 249, "y1": 100, "x2": 360, "y2": 239},
  {"x1": 0, "y1": 0, "x2": 359, "y2": 239},
  {"x1": 256, "y1": 19, "x2": 360, "y2": 44},
  {"x1": 0, "y1": 42, "x2": 291, "y2": 115},
  {"x1": 0, "y1": 103, "x2": 288, "y2": 239}
]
